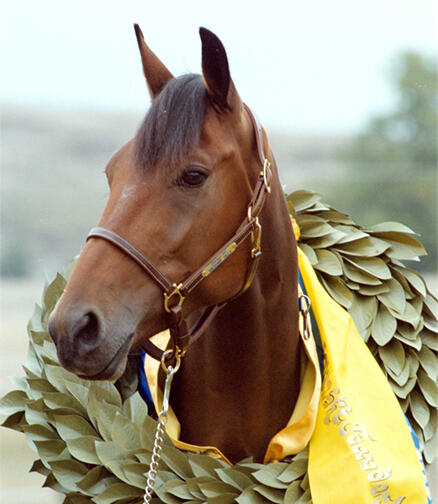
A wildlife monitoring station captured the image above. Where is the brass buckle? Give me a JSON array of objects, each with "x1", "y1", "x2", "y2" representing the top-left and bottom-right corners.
[
  {"x1": 250, "y1": 217, "x2": 262, "y2": 258},
  {"x1": 163, "y1": 283, "x2": 185, "y2": 313},
  {"x1": 262, "y1": 158, "x2": 271, "y2": 193}
]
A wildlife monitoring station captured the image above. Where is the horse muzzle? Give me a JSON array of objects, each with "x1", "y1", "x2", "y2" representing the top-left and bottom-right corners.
[{"x1": 48, "y1": 302, "x2": 133, "y2": 380}]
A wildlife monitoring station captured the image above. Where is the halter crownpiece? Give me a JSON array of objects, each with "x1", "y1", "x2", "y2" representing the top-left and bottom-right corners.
[{"x1": 86, "y1": 104, "x2": 272, "y2": 363}]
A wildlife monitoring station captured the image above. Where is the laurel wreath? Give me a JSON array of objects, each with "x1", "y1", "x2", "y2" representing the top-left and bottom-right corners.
[{"x1": 1, "y1": 189, "x2": 437, "y2": 504}]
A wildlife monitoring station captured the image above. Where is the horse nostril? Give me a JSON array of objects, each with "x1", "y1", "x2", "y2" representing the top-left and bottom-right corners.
[{"x1": 73, "y1": 311, "x2": 101, "y2": 349}]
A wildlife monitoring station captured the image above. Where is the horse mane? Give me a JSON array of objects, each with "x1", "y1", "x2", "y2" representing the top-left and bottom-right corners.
[{"x1": 135, "y1": 74, "x2": 209, "y2": 170}]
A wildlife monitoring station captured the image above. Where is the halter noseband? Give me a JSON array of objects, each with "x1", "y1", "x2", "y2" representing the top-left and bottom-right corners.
[{"x1": 86, "y1": 105, "x2": 272, "y2": 363}]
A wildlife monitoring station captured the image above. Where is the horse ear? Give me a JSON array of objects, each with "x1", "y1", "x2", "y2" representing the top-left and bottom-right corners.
[
  {"x1": 199, "y1": 27, "x2": 240, "y2": 111},
  {"x1": 134, "y1": 24, "x2": 174, "y2": 98}
]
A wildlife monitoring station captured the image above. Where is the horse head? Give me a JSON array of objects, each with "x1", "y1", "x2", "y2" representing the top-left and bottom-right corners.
[{"x1": 49, "y1": 26, "x2": 275, "y2": 381}]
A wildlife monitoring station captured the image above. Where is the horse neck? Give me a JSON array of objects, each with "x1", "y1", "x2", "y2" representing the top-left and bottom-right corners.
[
  {"x1": 171, "y1": 168, "x2": 301, "y2": 462},
  {"x1": 208, "y1": 171, "x2": 300, "y2": 377}
]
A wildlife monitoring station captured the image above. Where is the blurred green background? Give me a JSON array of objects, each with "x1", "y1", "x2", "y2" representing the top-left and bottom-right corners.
[{"x1": 2, "y1": 51, "x2": 436, "y2": 279}]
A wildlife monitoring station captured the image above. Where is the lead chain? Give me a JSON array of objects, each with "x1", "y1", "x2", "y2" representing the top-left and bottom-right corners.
[{"x1": 143, "y1": 350, "x2": 181, "y2": 504}]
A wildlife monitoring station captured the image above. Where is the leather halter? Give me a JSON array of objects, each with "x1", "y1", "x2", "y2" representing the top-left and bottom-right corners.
[{"x1": 86, "y1": 105, "x2": 272, "y2": 363}]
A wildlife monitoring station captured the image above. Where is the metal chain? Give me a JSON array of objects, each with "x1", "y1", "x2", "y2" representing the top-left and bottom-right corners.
[{"x1": 143, "y1": 350, "x2": 181, "y2": 504}]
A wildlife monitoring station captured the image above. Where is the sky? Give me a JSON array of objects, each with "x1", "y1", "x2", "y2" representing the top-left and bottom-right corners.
[{"x1": 1, "y1": 0, "x2": 437, "y2": 134}]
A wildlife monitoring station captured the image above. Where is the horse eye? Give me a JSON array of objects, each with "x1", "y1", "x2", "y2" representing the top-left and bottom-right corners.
[{"x1": 180, "y1": 169, "x2": 208, "y2": 188}]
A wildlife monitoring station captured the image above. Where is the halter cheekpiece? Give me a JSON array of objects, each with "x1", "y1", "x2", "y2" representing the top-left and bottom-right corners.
[{"x1": 86, "y1": 105, "x2": 272, "y2": 364}]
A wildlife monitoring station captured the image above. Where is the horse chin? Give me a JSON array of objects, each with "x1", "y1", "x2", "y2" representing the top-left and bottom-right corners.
[{"x1": 77, "y1": 334, "x2": 133, "y2": 381}]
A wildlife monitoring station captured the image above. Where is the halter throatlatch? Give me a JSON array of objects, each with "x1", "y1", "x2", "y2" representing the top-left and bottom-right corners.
[{"x1": 86, "y1": 105, "x2": 272, "y2": 363}]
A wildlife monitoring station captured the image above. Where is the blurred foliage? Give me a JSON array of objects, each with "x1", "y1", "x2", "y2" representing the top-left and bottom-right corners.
[
  {"x1": 0, "y1": 240, "x2": 29, "y2": 278},
  {"x1": 331, "y1": 52, "x2": 437, "y2": 271}
]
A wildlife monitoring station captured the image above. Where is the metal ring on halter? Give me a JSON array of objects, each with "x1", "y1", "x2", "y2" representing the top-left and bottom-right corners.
[
  {"x1": 262, "y1": 159, "x2": 272, "y2": 193},
  {"x1": 160, "y1": 348, "x2": 182, "y2": 374},
  {"x1": 163, "y1": 283, "x2": 185, "y2": 313}
]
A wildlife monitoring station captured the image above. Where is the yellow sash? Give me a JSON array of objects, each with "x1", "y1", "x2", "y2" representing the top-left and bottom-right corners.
[
  {"x1": 299, "y1": 249, "x2": 429, "y2": 503},
  {"x1": 142, "y1": 244, "x2": 429, "y2": 502}
]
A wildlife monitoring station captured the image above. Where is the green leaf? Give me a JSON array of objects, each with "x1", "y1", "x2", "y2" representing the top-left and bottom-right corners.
[
  {"x1": 366, "y1": 222, "x2": 417, "y2": 234},
  {"x1": 373, "y1": 231, "x2": 426, "y2": 260},
  {"x1": 333, "y1": 236, "x2": 389, "y2": 257},
  {"x1": 0, "y1": 390, "x2": 27, "y2": 416},
  {"x1": 371, "y1": 304, "x2": 397, "y2": 345},
  {"x1": 111, "y1": 414, "x2": 140, "y2": 451},
  {"x1": 49, "y1": 459, "x2": 88, "y2": 492},
  {"x1": 298, "y1": 243, "x2": 318, "y2": 265},
  {"x1": 122, "y1": 392, "x2": 149, "y2": 427},
  {"x1": 33, "y1": 439, "x2": 68, "y2": 462},
  {"x1": 305, "y1": 230, "x2": 345, "y2": 249},
  {"x1": 160, "y1": 443, "x2": 194, "y2": 479},
  {"x1": 25, "y1": 398, "x2": 49, "y2": 427},
  {"x1": 389, "y1": 376, "x2": 416, "y2": 399},
  {"x1": 332, "y1": 224, "x2": 369, "y2": 244},
  {"x1": 197, "y1": 480, "x2": 238, "y2": 498},
  {"x1": 319, "y1": 275, "x2": 353, "y2": 309},
  {"x1": 87, "y1": 395, "x2": 122, "y2": 441},
  {"x1": 344, "y1": 256, "x2": 391, "y2": 280},
  {"x1": 43, "y1": 391, "x2": 87, "y2": 415},
  {"x1": 207, "y1": 493, "x2": 241, "y2": 504},
  {"x1": 253, "y1": 484, "x2": 284, "y2": 503},
  {"x1": 391, "y1": 265, "x2": 427, "y2": 297},
  {"x1": 252, "y1": 463, "x2": 289, "y2": 489},
  {"x1": 296, "y1": 215, "x2": 334, "y2": 239},
  {"x1": 343, "y1": 261, "x2": 382, "y2": 285},
  {"x1": 409, "y1": 390, "x2": 430, "y2": 429},
  {"x1": 121, "y1": 461, "x2": 148, "y2": 488},
  {"x1": 388, "y1": 300, "x2": 421, "y2": 328},
  {"x1": 92, "y1": 483, "x2": 143, "y2": 504},
  {"x1": 424, "y1": 293, "x2": 438, "y2": 319},
  {"x1": 314, "y1": 249, "x2": 343, "y2": 275},
  {"x1": 359, "y1": 283, "x2": 390, "y2": 296},
  {"x1": 349, "y1": 293, "x2": 378, "y2": 332},
  {"x1": 22, "y1": 423, "x2": 58, "y2": 441},
  {"x1": 277, "y1": 457, "x2": 307, "y2": 483},
  {"x1": 377, "y1": 278, "x2": 406, "y2": 313},
  {"x1": 418, "y1": 346, "x2": 438, "y2": 381},
  {"x1": 236, "y1": 485, "x2": 271, "y2": 504},
  {"x1": 284, "y1": 481, "x2": 304, "y2": 503},
  {"x1": 89, "y1": 381, "x2": 122, "y2": 408},
  {"x1": 53, "y1": 414, "x2": 99, "y2": 439},
  {"x1": 385, "y1": 357, "x2": 410, "y2": 387},
  {"x1": 65, "y1": 436, "x2": 100, "y2": 464},
  {"x1": 77, "y1": 472, "x2": 121, "y2": 497},
  {"x1": 422, "y1": 329, "x2": 438, "y2": 351},
  {"x1": 215, "y1": 467, "x2": 255, "y2": 491},
  {"x1": 378, "y1": 340, "x2": 406, "y2": 375},
  {"x1": 418, "y1": 369, "x2": 438, "y2": 408},
  {"x1": 287, "y1": 190, "x2": 322, "y2": 212},
  {"x1": 424, "y1": 431, "x2": 438, "y2": 464},
  {"x1": 394, "y1": 332, "x2": 422, "y2": 351},
  {"x1": 64, "y1": 381, "x2": 90, "y2": 409},
  {"x1": 317, "y1": 209, "x2": 353, "y2": 225},
  {"x1": 157, "y1": 479, "x2": 192, "y2": 500},
  {"x1": 187, "y1": 453, "x2": 227, "y2": 478},
  {"x1": 43, "y1": 273, "x2": 66, "y2": 315},
  {"x1": 95, "y1": 441, "x2": 129, "y2": 483}
]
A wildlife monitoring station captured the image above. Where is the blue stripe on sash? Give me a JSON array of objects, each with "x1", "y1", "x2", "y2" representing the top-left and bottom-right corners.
[{"x1": 138, "y1": 351, "x2": 155, "y2": 412}]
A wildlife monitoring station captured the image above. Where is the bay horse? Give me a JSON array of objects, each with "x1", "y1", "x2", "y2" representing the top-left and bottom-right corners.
[{"x1": 48, "y1": 25, "x2": 301, "y2": 464}]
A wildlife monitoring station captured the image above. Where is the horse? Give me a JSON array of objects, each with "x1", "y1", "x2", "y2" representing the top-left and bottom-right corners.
[{"x1": 48, "y1": 25, "x2": 302, "y2": 465}]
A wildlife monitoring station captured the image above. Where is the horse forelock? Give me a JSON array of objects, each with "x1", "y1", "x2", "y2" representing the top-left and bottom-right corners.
[{"x1": 134, "y1": 74, "x2": 209, "y2": 172}]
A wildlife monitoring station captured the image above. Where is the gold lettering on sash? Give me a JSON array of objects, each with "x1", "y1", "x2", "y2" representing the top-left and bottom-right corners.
[
  {"x1": 368, "y1": 469, "x2": 392, "y2": 482},
  {"x1": 320, "y1": 357, "x2": 406, "y2": 503},
  {"x1": 371, "y1": 483, "x2": 389, "y2": 496},
  {"x1": 339, "y1": 422, "x2": 375, "y2": 442}
]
